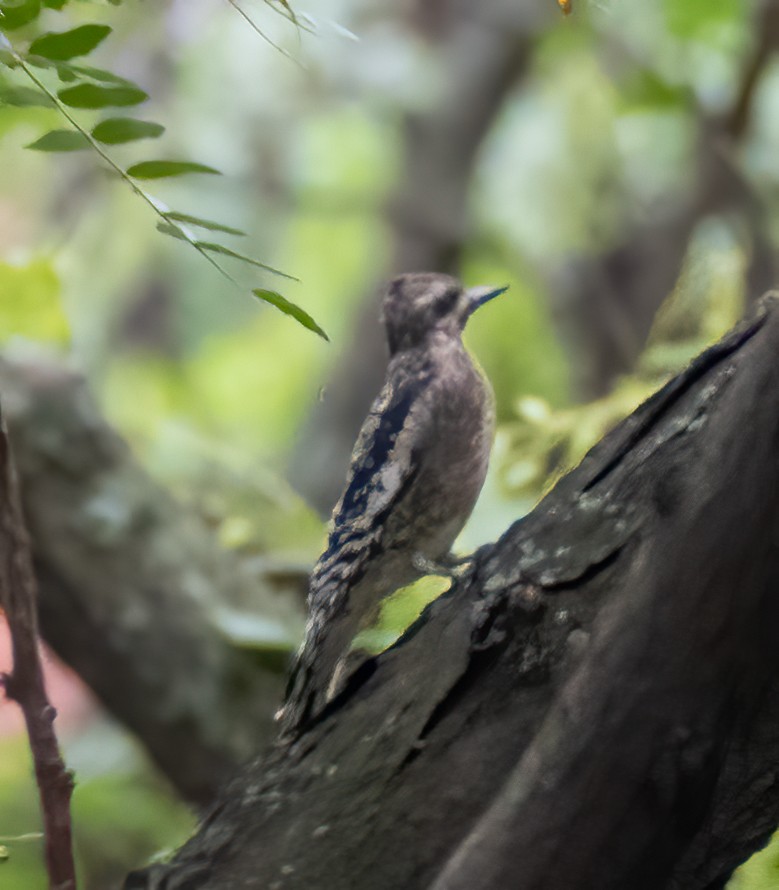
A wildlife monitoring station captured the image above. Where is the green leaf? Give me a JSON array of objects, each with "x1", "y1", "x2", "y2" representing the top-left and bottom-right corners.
[
  {"x1": 0, "y1": 85, "x2": 53, "y2": 106},
  {"x1": 68, "y1": 64, "x2": 136, "y2": 86},
  {"x1": 31, "y1": 58, "x2": 140, "y2": 87},
  {"x1": 26, "y1": 128, "x2": 88, "y2": 151},
  {"x1": 198, "y1": 242, "x2": 296, "y2": 280},
  {"x1": 0, "y1": 0, "x2": 42, "y2": 31},
  {"x1": 58, "y1": 82, "x2": 147, "y2": 108},
  {"x1": 55, "y1": 64, "x2": 77, "y2": 82},
  {"x1": 165, "y1": 211, "x2": 245, "y2": 236},
  {"x1": 156, "y1": 221, "x2": 187, "y2": 241},
  {"x1": 42, "y1": 0, "x2": 68, "y2": 7},
  {"x1": 127, "y1": 160, "x2": 220, "y2": 179},
  {"x1": 29, "y1": 24, "x2": 112, "y2": 61},
  {"x1": 92, "y1": 117, "x2": 164, "y2": 144},
  {"x1": 253, "y1": 288, "x2": 329, "y2": 340}
]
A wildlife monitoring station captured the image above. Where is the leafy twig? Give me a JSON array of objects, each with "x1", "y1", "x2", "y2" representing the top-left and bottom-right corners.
[
  {"x1": 1, "y1": 18, "x2": 327, "y2": 337},
  {"x1": 12, "y1": 51, "x2": 246, "y2": 288}
]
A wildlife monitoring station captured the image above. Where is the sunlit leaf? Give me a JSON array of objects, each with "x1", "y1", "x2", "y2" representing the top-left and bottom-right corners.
[
  {"x1": 26, "y1": 128, "x2": 88, "y2": 151},
  {"x1": 42, "y1": 0, "x2": 68, "y2": 7},
  {"x1": 29, "y1": 24, "x2": 112, "y2": 61},
  {"x1": 200, "y1": 242, "x2": 295, "y2": 280},
  {"x1": 0, "y1": 0, "x2": 41, "y2": 30},
  {"x1": 58, "y1": 82, "x2": 147, "y2": 108},
  {"x1": 253, "y1": 288, "x2": 328, "y2": 340},
  {"x1": 127, "y1": 160, "x2": 220, "y2": 179},
  {"x1": 0, "y1": 85, "x2": 53, "y2": 106},
  {"x1": 92, "y1": 117, "x2": 164, "y2": 144},
  {"x1": 165, "y1": 211, "x2": 245, "y2": 236}
]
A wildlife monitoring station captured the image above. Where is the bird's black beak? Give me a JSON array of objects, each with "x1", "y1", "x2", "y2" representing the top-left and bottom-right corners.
[{"x1": 464, "y1": 284, "x2": 509, "y2": 317}]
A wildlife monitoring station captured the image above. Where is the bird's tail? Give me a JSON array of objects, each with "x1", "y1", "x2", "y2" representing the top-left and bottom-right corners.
[{"x1": 277, "y1": 616, "x2": 361, "y2": 736}]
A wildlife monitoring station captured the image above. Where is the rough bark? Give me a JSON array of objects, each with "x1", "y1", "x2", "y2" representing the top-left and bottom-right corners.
[
  {"x1": 127, "y1": 296, "x2": 779, "y2": 889},
  {"x1": 0, "y1": 351, "x2": 303, "y2": 805}
]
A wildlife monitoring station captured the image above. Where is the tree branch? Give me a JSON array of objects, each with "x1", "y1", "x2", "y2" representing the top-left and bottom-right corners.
[
  {"x1": 130, "y1": 295, "x2": 779, "y2": 889},
  {"x1": 0, "y1": 402, "x2": 77, "y2": 890}
]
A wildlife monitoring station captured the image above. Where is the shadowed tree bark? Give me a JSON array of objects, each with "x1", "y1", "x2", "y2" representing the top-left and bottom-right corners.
[{"x1": 124, "y1": 297, "x2": 779, "y2": 889}]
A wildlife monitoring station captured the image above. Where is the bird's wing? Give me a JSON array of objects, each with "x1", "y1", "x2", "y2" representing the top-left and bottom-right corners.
[
  {"x1": 280, "y1": 366, "x2": 433, "y2": 732},
  {"x1": 308, "y1": 363, "x2": 433, "y2": 616}
]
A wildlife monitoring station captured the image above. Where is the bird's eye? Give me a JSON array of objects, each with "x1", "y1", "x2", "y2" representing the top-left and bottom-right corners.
[{"x1": 434, "y1": 288, "x2": 459, "y2": 317}]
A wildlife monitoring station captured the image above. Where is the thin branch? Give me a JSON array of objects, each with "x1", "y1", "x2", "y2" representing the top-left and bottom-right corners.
[
  {"x1": 225, "y1": 0, "x2": 305, "y2": 66},
  {"x1": 0, "y1": 403, "x2": 76, "y2": 890},
  {"x1": 263, "y1": 0, "x2": 314, "y2": 32}
]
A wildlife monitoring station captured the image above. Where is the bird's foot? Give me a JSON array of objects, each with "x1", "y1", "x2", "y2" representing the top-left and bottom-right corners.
[{"x1": 412, "y1": 551, "x2": 473, "y2": 579}]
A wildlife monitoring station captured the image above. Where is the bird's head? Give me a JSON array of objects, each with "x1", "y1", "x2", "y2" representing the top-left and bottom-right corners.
[{"x1": 381, "y1": 272, "x2": 508, "y2": 355}]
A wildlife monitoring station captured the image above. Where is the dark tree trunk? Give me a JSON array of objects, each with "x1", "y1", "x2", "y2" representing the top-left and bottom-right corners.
[{"x1": 126, "y1": 298, "x2": 779, "y2": 889}]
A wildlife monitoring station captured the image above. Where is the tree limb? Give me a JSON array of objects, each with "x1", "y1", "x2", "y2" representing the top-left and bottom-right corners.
[
  {"x1": 130, "y1": 295, "x2": 779, "y2": 889},
  {"x1": 0, "y1": 401, "x2": 77, "y2": 890}
]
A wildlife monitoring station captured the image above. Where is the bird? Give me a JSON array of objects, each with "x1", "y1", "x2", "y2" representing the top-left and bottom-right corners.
[{"x1": 280, "y1": 272, "x2": 507, "y2": 733}]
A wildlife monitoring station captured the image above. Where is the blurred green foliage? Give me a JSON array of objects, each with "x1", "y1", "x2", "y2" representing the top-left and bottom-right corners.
[
  {"x1": 0, "y1": 0, "x2": 778, "y2": 886},
  {"x1": 0, "y1": 256, "x2": 67, "y2": 342},
  {"x1": 353, "y1": 574, "x2": 452, "y2": 655},
  {"x1": 729, "y1": 841, "x2": 779, "y2": 890},
  {"x1": 501, "y1": 219, "x2": 748, "y2": 503},
  {"x1": 0, "y1": 736, "x2": 193, "y2": 890}
]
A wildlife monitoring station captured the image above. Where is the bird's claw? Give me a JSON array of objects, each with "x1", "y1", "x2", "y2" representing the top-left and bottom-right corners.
[{"x1": 412, "y1": 551, "x2": 473, "y2": 578}]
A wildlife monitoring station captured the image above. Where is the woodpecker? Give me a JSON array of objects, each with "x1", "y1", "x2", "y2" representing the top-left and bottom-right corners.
[{"x1": 281, "y1": 272, "x2": 506, "y2": 733}]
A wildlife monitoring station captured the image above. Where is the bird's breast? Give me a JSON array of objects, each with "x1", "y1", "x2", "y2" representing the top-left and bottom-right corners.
[{"x1": 390, "y1": 340, "x2": 495, "y2": 559}]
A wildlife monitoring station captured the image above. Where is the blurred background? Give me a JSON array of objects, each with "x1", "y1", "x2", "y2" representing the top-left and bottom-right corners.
[{"x1": 1, "y1": 0, "x2": 779, "y2": 886}]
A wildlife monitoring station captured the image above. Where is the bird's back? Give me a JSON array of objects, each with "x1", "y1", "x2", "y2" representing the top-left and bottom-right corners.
[{"x1": 281, "y1": 334, "x2": 494, "y2": 732}]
